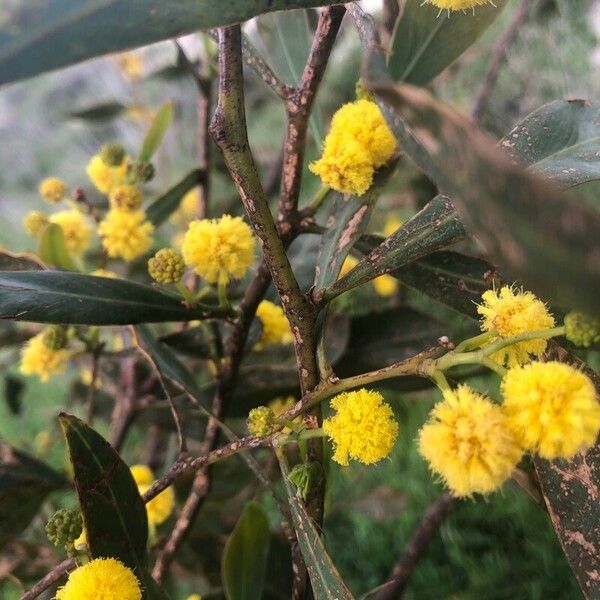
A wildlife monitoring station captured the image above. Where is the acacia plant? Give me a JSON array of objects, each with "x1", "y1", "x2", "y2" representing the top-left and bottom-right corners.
[{"x1": 0, "y1": 1, "x2": 599, "y2": 599}]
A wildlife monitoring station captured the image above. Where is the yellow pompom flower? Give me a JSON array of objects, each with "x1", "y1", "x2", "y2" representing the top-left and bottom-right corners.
[
  {"x1": 182, "y1": 215, "x2": 255, "y2": 285},
  {"x1": 418, "y1": 385, "x2": 523, "y2": 497},
  {"x1": 477, "y1": 286, "x2": 555, "y2": 367},
  {"x1": 372, "y1": 274, "x2": 398, "y2": 297},
  {"x1": 23, "y1": 210, "x2": 49, "y2": 236},
  {"x1": 98, "y1": 209, "x2": 154, "y2": 261},
  {"x1": 39, "y1": 177, "x2": 66, "y2": 203},
  {"x1": 138, "y1": 483, "x2": 175, "y2": 526},
  {"x1": 255, "y1": 300, "x2": 293, "y2": 349},
  {"x1": 19, "y1": 332, "x2": 70, "y2": 382},
  {"x1": 130, "y1": 464, "x2": 154, "y2": 486},
  {"x1": 55, "y1": 557, "x2": 141, "y2": 600},
  {"x1": 323, "y1": 389, "x2": 399, "y2": 466},
  {"x1": 424, "y1": 0, "x2": 491, "y2": 11},
  {"x1": 339, "y1": 255, "x2": 359, "y2": 278},
  {"x1": 86, "y1": 154, "x2": 128, "y2": 195},
  {"x1": 186, "y1": 595, "x2": 202, "y2": 600},
  {"x1": 109, "y1": 185, "x2": 143, "y2": 211},
  {"x1": 49, "y1": 210, "x2": 93, "y2": 255},
  {"x1": 310, "y1": 100, "x2": 396, "y2": 196},
  {"x1": 502, "y1": 362, "x2": 600, "y2": 459}
]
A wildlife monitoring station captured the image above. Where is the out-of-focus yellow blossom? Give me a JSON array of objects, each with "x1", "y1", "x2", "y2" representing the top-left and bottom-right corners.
[
  {"x1": 116, "y1": 52, "x2": 144, "y2": 80},
  {"x1": 477, "y1": 286, "x2": 555, "y2": 367},
  {"x1": 74, "y1": 528, "x2": 87, "y2": 550},
  {"x1": 564, "y1": 311, "x2": 600, "y2": 348},
  {"x1": 91, "y1": 268, "x2": 118, "y2": 279},
  {"x1": 418, "y1": 385, "x2": 523, "y2": 497},
  {"x1": 38, "y1": 177, "x2": 66, "y2": 203},
  {"x1": 170, "y1": 188, "x2": 201, "y2": 226},
  {"x1": 109, "y1": 185, "x2": 143, "y2": 211},
  {"x1": 372, "y1": 274, "x2": 398, "y2": 297},
  {"x1": 98, "y1": 209, "x2": 154, "y2": 261},
  {"x1": 502, "y1": 362, "x2": 600, "y2": 459},
  {"x1": 80, "y1": 368, "x2": 102, "y2": 389},
  {"x1": 383, "y1": 215, "x2": 403, "y2": 237},
  {"x1": 186, "y1": 595, "x2": 202, "y2": 600},
  {"x1": 19, "y1": 332, "x2": 70, "y2": 382},
  {"x1": 182, "y1": 215, "x2": 255, "y2": 285},
  {"x1": 130, "y1": 464, "x2": 155, "y2": 486},
  {"x1": 86, "y1": 154, "x2": 128, "y2": 195},
  {"x1": 425, "y1": 0, "x2": 491, "y2": 11},
  {"x1": 49, "y1": 210, "x2": 93, "y2": 255},
  {"x1": 23, "y1": 210, "x2": 48, "y2": 236},
  {"x1": 130, "y1": 465, "x2": 174, "y2": 526},
  {"x1": 55, "y1": 557, "x2": 141, "y2": 600},
  {"x1": 323, "y1": 389, "x2": 399, "y2": 466},
  {"x1": 255, "y1": 300, "x2": 293, "y2": 349},
  {"x1": 339, "y1": 255, "x2": 359, "y2": 278},
  {"x1": 269, "y1": 396, "x2": 299, "y2": 433},
  {"x1": 310, "y1": 100, "x2": 396, "y2": 196},
  {"x1": 34, "y1": 431, "x2": 53, "y2": 455}
]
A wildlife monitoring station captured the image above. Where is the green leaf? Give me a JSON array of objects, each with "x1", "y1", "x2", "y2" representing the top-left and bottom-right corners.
[
  {"x1": 222, "y1": 502, "x2": 271, "y2": 600},
  {"x1": 146, "y1": 169, "x2": 203, "y2": 227},
  {"x1": 388, "y1": 0, "x2": 506, "y2": 85},
  {"x1": 59, "y1": 414, "x2": 168, "y2": 599},
  {"x1": 371, "y1": 82, "x2": 600, "y2": 316},
  {"x1": 139, "y1": 102, "x2": 173, "y2": 162},
  {"x1": 37, "y1": 223, "x2": 75, "y2": 271},
  {"x1": 0, "y1": 271, "x2": 228, "y2": 325},
  {"x1": 533, "y1": 346, "x2": 600, "y2": 600},
  {"x1": 0, "y1": 250, "x2": 46, "y2": 271},
  {"x1": 282, "y1": 468, "x2": 354, "y2": 600},
  {"x1": 0, "y1": 442, "x2": 66, "y2": 550},
  {"x1": 68, "y1": 101, "x2": 127, "y2": 122},
  {"x1": 500, "y1": 99, "x2": 600, "y2": 188},
  {"x1": 0, "y1": 0, "x2": 342, "y2": 86},
  {"x1": 315, "y1": 164, "x2": 396, "y2": 290},
  {"x1": 321, "y1": 195, "x2": 466, "y2": 303}
]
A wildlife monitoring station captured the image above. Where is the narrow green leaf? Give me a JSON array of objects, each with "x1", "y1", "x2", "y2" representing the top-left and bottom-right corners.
[
  {"x1": 321, "y1": 195, "x2": 466, "y2": 303},
  {"x1": 0, "y1": 0, "x2": 342, "y2": 86},
  {"x1": 282, "y1": 469, "x2": 354, "y2": 600},
  {"x1": 59, "y1": 414, "x2": 169, "y2": 599},
  {"x1": 0, "y1": 271, "x2": 229, "y2": 325},
  {"x1": 68, "y1": 101, "x2": 127, "y2": 122},
  {"x1": 222, "y1": 502, "x2": 271, "y2": 600},
  {"x1": 388, "y1": 0, "x2": 506, "y2": 85},
  {"x1": 146, "y1": 169, "x2": 203, "y2": 227},
  {"x1": 371, "y1": 82, "x2": 600, "y2": 315},
  {"x1": 37, "y1": 223, "x2": 75, "y2": 271},
  {"x1": 0, "y1": 442, "x2": 67, "y2": 550},
  {"x1": 139, "y1": 102, "x2": 173, "y2": 162}
]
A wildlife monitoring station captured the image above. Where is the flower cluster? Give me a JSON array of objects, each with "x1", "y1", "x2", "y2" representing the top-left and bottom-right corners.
[
  {"x1": 148, "y1": 248, "x2": 185, "y2": 284},
  {"x1": 39, "y1": 177, "x2": 66, "y2": 203},
  {"x1": 255, "y1": 300, "x2": 293, "y2": 349},
  {"x1": 425, "y1": 0, "x2": 491, "y2": 11},
  {"x1": 310, "y1": 100, "x2": 396, "y2": 196},
  {"x1": 98, "y1": 208, "x2": 154, "y2": 262},
  {"x1": 130, "y1": 464, "x2": 175, "y2": 527},
  {"x1": 19, "y1": 330, "x2": 71, "y2": 382}
]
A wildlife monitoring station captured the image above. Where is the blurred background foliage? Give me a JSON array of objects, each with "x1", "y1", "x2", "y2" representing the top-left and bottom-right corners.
[{"x1": 1, "y1": 0, "x2": 599, "y2": 598}]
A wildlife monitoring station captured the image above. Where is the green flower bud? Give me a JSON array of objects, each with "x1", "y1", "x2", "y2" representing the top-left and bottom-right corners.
[
  {"x1": 565, "y1": 311, "x2": 600, "y2": 348},
  {"x1": 148, "y1": 248, "x2": 185, "y2": 284},
  {"x1": 46, "y1": 508, "x2": 83, "y2": 556},
  {"x1": 100, "y1": 142, "x2": 126, "y2": 167},
  {"x1": 128, "y1": 160, "x2": 155, "y2": 183},
  {"x1": 42, "y1": 325, "x2": 68, "y2": 350},
  {"x1": 247, "y1": 406, "x2": 274, "y2": 438},
  {"x1": 288, "y1": 462, "x2": 323, "y2": 500},
  {"x1": 355, "y1": 79, "x2": 374, "y2": 102}
]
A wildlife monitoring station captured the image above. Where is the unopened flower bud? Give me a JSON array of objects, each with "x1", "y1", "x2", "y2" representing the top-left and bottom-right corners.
[
  {"x1": 109, "y1": 185, "x2": 143, "y2": 211},
  {"x1": 100, "y1": 142, "x2": 126, "y2": 167},
  {"x1": 129, "y1": 160, "x2": 155, "y2": 183},
  {"x1": 565, "y1": 311, "x2": 600, "y2": 348},
  {"x1": 247, "y1": 406, "x2": 274, "y2": 437},
  {"x1": 23, "y1": 211, "x2": 48, "y2": 236},
  {"x1": 148, "y1": 248, "x2": 185, "y2": 284},
  {"x1": 39, "y1": 177, "x2": 66, "y2": 204},
  {"x1": 46, "y1": 508, "x2": 83, "y2": 556}
]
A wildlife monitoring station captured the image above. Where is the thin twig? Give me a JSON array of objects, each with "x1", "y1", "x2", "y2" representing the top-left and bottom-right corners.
[
  {"x1": 108, "y1": 356, "x2": 138, "y2": 452},
  {"x1": 19, "y1": 558, "x2": 76, "y2": 600},
  {"x1": 84, "y1": 344, "x2": 103, "y2": 425},
  {"x1": 375, "y1": 494, "x2": 458, "y2": 600},
  {"x1": 471, "y1": 0, "x2": 532, "y2": 123}
]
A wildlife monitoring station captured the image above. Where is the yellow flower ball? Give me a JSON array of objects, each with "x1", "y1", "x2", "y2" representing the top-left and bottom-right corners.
[
  {"x1": 55, "y1": 557, "x2": 141, "y2": 600},
  {"x1": 424, "y1": 0, "x2": 491, "y2": 10},
  {"x1": 372, "y1": 274, "x2": 398, "y2": 297},
  {"x1": 138, "y1": 483, "x2": 175, "y2": 526},
  {"x1": 49, "y1": 209, "x2": 93, "y2": 255},
  {"x1": 98, "y1": 209, "x2": 154, "y2": 262},
  {"x1": 19, "y1": 332, "x2": 70, "y2": 382},
  {"x1": 38, "y1": 177, "x2": 66, "y2": 203},
  {"x1": 130, "y1": 464, "x2": 154, "y2": 486},
  {"x1": 170, "y1": 188, "x2": 201, "y2": 226},
  {"x1": 477, "y1": 286, "x2": 555, "y2": 367},
  {"x1": 109, "y1": 185, "x2": 143, "y2": 211},
  {"x1": 23, "y1": 210, "x2": 49, "y2": 236},
  {"x1": 86, "y1": 154, "x2": 128, "y2": 195},
  {"x1": 383, "y1": 215, "x2": 403, "y2": 237},
  {"x1": 339, "y1": 255, "x2": 359, "y2": 278},
  {"x1": 323, "y1": 389, "x2": 399, "y2": 466},
  {"x1": 255, "y1": 300, "x2": 293, "y2": 349},
  {"x1": 418, "y1": 385, "x2": 523, "y2": 497},
  {"x1": 182, "y1": 215, "x2": 255, "y2": 285},
  {"x1": 186, "y1": 595, "x2": 202, "y2": 600},
  {"x1": 502, "y1": 362, "x2": 600, "y2": 459}
]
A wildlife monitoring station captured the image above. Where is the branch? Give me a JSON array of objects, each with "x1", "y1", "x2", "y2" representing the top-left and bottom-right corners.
[
  {"x1": 375, "y1": 494, "x2": 458, "y2": 600},
  {"x1": 19, "y1": 558, "x2": 76, "y2": 600},
  {"x1": 471, "y1": 0, "x2": 533, "y2": 123}
]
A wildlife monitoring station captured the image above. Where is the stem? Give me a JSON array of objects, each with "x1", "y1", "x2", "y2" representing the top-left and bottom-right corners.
[
  {"x1": 303, "y1": 185, "x2": 330, "y2": 215},
  {"x1": 480, "y1": 326, "x2": 565, "y2": 358},
  {"x1": 453, "y1": 330, "x2": 494, "y2": 353},
  {"x1": 176, "y1": 281, "x2": 195, "y2": 305},
  {"x1": 218, "y1": 280, "x2": 229, "y2": 308},
  {"x1": 430, "y1": 369, "x2": 450, "y2": 392}
]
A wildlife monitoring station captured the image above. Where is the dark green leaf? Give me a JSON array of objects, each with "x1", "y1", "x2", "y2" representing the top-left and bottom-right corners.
[
  {"x1": 533, "y1": 345, "x2": 600, "y2": 600},
  {"x1": 222, "y1": 502, "x2": 271, "y2": 600},
  {"x1": 4, "y1": 375, "x2": 24, "y2": 415},
  {"x1": 68, "y1": 102, "x2": 127, "y2": 121},
  {"x1": 139, "y1": 102, "x2": 173, "y2": 162},
  {"x1": 388, "y1": 0, "x2": 506, "y2": 85},
  {"x1": 500, "y1": 99, "x2": 600, "y2": 188},
  {"x1": 0, "y1": 271, "x2": 228, "y2": 325},
  {"x1": 146, "y1": 169, "x2": 203, "y2": 227},
  {"x1": 0, "y1": 0, "x2": 342, "y2": 86},
  {"x1": 0, "y1": 442, "x2": 66, "y2": 550},
  {"x1": 59, "y1": 414, "x2": 168, "y2": 599},
  {"x1": 371, "y1": 82, "x2": 600, "y2": 315},
  {"x1": 282, "y1": 468, "x2": 354, "y2": 600},
  {"x1": 37, "y1": 223, "x2": 75, "y2": 271},
  {"x1": 160, "y1": 326, "x2": 213, "y2": 359},
  {"x1": 321, "y1": 196, "x2": 466, "y2": 302},
  {"x1": 0, "y1": 250, "x2": 45, "y2": 271}
]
